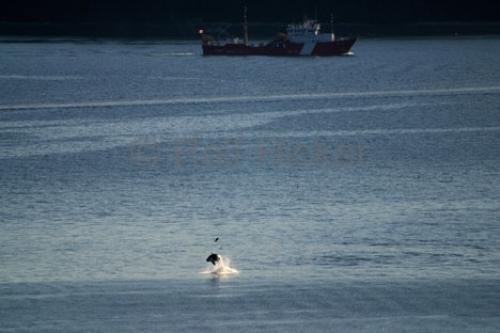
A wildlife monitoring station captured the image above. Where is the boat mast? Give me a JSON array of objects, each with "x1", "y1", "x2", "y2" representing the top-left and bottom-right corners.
[
  {"x1": 330, "y1": 12, "x2": 335, "y2": 41},
  {"x1": 243, "y1": 5, "x2": 249, "y2": 45},
  {"x1": 330, "y1": 13, "x2": 334, "y2": 34}
]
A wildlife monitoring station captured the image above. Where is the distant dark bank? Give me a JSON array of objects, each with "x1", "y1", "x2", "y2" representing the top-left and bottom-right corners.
[
  {"x1": 2, "y1": 21, "x2": 500, "y2": 39},
  {"x1": 2, "y1": 0, "x2": 500, "y2": 38}
]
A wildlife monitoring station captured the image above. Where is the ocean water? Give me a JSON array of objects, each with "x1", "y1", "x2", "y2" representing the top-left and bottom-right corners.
[{"x1": 1, "y1": 37, "x2": 500, "y2": 332}]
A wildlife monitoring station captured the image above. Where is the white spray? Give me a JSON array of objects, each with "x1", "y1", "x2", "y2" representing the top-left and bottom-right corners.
[{"x1": 201, "y1": 255, "x2": 239, "y2": 276}]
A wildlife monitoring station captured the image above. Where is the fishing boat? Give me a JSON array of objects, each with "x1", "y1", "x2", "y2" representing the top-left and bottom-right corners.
[{"x1": 198, "y1": 9, "x2": 356, "y2": 56}]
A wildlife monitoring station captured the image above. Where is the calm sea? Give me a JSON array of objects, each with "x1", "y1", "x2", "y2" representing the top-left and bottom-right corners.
[{"x1": 1, "y1": 37, "x2": 500, "y2": 332}]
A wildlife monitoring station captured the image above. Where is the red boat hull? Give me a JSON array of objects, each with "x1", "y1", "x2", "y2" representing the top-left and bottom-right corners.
[
  {"x1": 311, "y1": 38, "x2": 357, "y2": 56},
  {"x1": 202, "y1": 37, "x2": 356, "y2": 56}
]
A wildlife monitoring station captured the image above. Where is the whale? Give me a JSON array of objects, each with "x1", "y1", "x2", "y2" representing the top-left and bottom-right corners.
[{"x1": 206, "y1": 253, "x2": 221, "y2": 265}]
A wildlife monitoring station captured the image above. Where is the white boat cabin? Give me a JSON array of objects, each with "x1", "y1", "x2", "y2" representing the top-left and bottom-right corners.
[{"x1": 286, "y1": 20, "x2": 335, "y2": 43}]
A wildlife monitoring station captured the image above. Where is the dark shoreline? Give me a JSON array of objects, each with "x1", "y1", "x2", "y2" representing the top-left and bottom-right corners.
[{"x1": 2, "y1": 21, "x2": 500, "y2": 40}]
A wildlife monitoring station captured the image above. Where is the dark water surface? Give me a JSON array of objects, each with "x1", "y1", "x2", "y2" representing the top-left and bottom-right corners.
[{"x1": 1, "y1": 38, "x2": 500, "y2": 331}]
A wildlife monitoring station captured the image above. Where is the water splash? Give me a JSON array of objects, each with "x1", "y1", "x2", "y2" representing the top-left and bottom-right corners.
[{"x1": 201, "y1": 255, "x2": 239, "y2": 277}]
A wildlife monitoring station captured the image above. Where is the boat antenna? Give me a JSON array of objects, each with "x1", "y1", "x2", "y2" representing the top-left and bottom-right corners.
[{"x1": 243, "y1": 5, "x2": 249, "y2": 46}]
